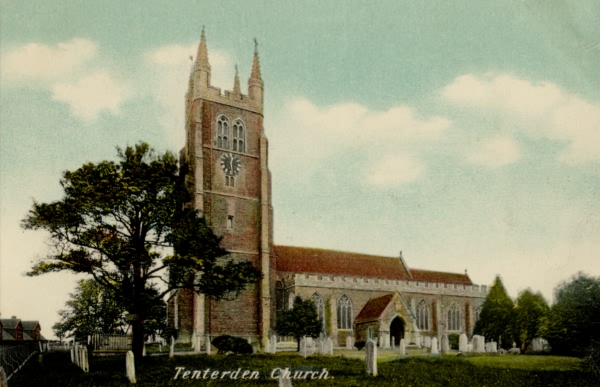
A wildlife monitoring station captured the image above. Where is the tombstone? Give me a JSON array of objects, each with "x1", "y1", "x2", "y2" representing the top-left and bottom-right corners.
[
  {"x1": 327, "y1": 337, "x2": 334, "y2": 355},
  {"x1": 485, "y1": 342, "x2": 498, "y2": 353},
  {"x1": 391, "y1": 340, "x2": 395, "y2": 350},
  {"x1": 126, "y1": 351, "x2": 136, "y2": 384},
  {"x1": 265, "y1": 337, "x2": 272, "y2": 353},
  {"x1": 473, "y1": 335, "x2": 486, "y2": 353},
  {"x1": 365, "y1": 340, "x2": 378, "y2": 376},
  {"x1": 430, "y1": 337, "x2": 439, "y2": 354},
  {"x1": 169, "y1": 336, "x2": 175, "y2": 358},
  {"x1": 467, "y1": 343, "x2": 473, "y2": 353},
  {"x1": 459, "y1": 333, "x2": 469, "y2": 352},
  {"x1": 508, "y1": 347, "x2": 520, "y2": 355},
  {"x1": 441, "y1": 335, "x2": 450, "y2": 354},
  {"x1": 300, "y1": 336, "x2": 308, "y2": 357},
  {"x1": 415, "y1": 335, "x2": 423, "y2": 348},
  {"x1": 0, "y1": 367, "x2": 8, "y2": 387},
  {"x1": 399, "y1": 339, "x2": 406, "y2": 355},
  {"x1": 278, "y1": 372, "x2": 293, "y2": 387},
  {"x1": 205, "y1": 335, "x2": 212, "y2": 355},
  {"x1": 271, "y1": 335, "x2": 278, "y2": 353},
  {"x1": 531, "y1": 337, "x2": 545, "y2": 352},
  {"x1": 346, "y1": 336, "x2": 353, "y2": 350},
  {"x1": 424, "y1": 336, "x2": 431, "y2": 348},
  {"x1": 191, "y1": 332, "x2": 197, "y2": 352},
  {"x1": 81, "y1": 346, "x2": 89, "y2": 373}
]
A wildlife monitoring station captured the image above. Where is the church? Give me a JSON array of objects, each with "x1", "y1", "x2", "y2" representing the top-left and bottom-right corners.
[{"x1": 167, "y1": 31, "x2": 487, "y2": 351}]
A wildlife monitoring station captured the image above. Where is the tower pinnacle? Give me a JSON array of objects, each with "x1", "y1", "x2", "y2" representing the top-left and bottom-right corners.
[
  {"x1": 195, "y1": 27, "x2": 210, "y2": 72},
  {"x1": 233, "y1": 65, "x2": 241, "y2": 95},
  {"x1": 250, "y1": 38, "x2": 262, "y2": 80}
]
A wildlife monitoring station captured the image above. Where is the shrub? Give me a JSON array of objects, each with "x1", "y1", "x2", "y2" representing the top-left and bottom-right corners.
[
  {"x1": 354, "y1": 341, "x2": 366, "y2": 350},
  {"x1": 448, "y1": 334, "x2": 460, "y2": 350},
  {"x1": 211, "y1": 335, "x2": 253, "y2": 355}
]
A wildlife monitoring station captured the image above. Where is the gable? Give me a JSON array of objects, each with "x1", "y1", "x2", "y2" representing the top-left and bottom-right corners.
[{"x1": 355, "y1": 294, "x2": 395, "y2": 323}]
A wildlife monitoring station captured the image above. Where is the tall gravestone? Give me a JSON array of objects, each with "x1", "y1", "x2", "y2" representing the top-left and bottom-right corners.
[
  {"x1": 265, "y1": 337, "x2": 272, "y2": 353},
  {"x1": 279, "y1": 372, "x2": 293, "y2": 387},
  {"x1": 459, "y1": 333, "x2": 468, "y2": 352},
  {"x1": 126, "y1": 351, "x2": 136, "y2": 384},
  {"x1": 441, "y1": 335, "x2": 450, "y2": 354},
  {"x1": 399, "y1": 339, "x2": 406, "y2": 355},
  {"x1": 415, "y1": 335, "x2": 422, "y2": 348},
  {"x1": 365, "y1": 340, "x2": 378, "y2": 376},
  {"x1": 271, "y1": 335, "x2": 278, "y2": 353},
  {"x1": 300, "y1": 336, "x2": 307, "y2": 357},
  {"x1": 424, "y1": 336, "x2": 431, "y2": 348},
  {"x1": 473, "y1": 335, "x2": 486, "y2": 353},
  {"x1": 169, "y1": 337, "x2": 175, "y2": 358},
  {"x1": 327, "y1": 337, "x2": 334, "y2": 355},
  {"x1": 205, "y1": 335, "x2": 211, "y2": 355},
  {"x1": 346, "y1": 336, "x2": 353, "y2": 350},
  {"x1": 430, "y1": 337, "x2": 439, "y2": 354}
]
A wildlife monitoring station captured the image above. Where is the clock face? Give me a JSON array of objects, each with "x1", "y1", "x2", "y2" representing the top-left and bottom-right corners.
[{"x1": 220, "y1": 153, "x2": 241, "y2": 176}]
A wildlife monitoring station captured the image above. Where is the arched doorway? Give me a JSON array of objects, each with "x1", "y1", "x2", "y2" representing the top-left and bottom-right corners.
[{"x1": 389, "y1": 316, "x2": 405, "y2": 347}]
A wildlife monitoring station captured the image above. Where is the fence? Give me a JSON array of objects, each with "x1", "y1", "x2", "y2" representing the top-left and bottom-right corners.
[
  {"x1": 0, "y1": 342, "x2": 39, "y2": 380},
  {"x1": 90, "y1": 334, "x2": 132, "y2": 355}
]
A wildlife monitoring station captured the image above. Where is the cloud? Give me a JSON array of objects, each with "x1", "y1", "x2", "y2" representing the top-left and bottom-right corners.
[
  {"x1": 1, "y1": 38, "x2": 97, "y2": 82},
  {"x1": 367, "y1": 154, "x2": 424, "y2": 185},
  {"x1": 442, "y1": 74, "x2": 600, "y2": 164},
  {"x1": 466, "y1": 134, "x2": 521, "y2": 168},
  {"x1": 145, "y1": 43, "x2": 235, "y2": 149},
  {"x1": 51, "y1": 71, "x2": 131, "y2": 122}
]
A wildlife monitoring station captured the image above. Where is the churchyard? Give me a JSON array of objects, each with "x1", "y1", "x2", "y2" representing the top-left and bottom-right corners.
[{"x1": 7, "y1": 348, "x2": 597, "y2": 387}]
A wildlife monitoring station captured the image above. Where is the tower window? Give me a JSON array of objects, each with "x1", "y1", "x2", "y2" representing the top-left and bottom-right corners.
[
  {"x1": 232, "y1": 119, "x2": 245, "y2": 152},
  {"x1": 227, "y1": 215, "x2": 234, "y2": 230},
  {"x1": 216, "y1": 115, "x2": 230, "y2": 149},
  {"x1": 225, "y1": 176, "x2": 235, "y2": 187}
]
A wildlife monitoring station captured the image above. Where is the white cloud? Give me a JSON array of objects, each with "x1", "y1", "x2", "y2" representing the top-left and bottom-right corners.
[
  {"x1": 51, "y1": 71, "x2": 131, "y2": 122},
  {"x1": 442, "y1": 74, "x2": 600, "y2": 164},
  {"x1": 1, "y1": 38, "x2": 97, "y2": 82},
  {"x1": 367, "y1": 154, "x2": 424, "y2": 185},
  {"x1": 466, "y1": 134, "x2": 521, "y2": 168}
]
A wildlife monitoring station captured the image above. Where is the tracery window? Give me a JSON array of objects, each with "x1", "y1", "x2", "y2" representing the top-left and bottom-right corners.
[
  {"x1": 337, "y1": 294, "x2": 353, "y2": 330},
  {"x1": 232, "y1": 119, "x2": 245, "y2": 152},
  {"x1": 447, "y1": 303, "x2": 461, "y2": 331},
  {"x1": 311, "y1": 293, "x2": 326, "y2": 334},
  {"x1": 216, "y1": 115, "x2": 230, "y2": 149},
  {"x1": 416, "y1": 299, "x2": 430, "y2": 330}
]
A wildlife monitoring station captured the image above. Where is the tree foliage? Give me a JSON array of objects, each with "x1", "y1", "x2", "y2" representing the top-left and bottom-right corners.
[
  {"x1": 22, "y1": 143, "x2": 261, "y2": 357},
  {"x1": 474, "y1": 275, "x2": 515, "y2": 348},
  {"x1": 544, "y1": 272, "x2": 600, "y2": 355},
  {"x1": 512, "y1": 289, "x2": 549, "y2": 353},
  {"x1": 275, "y1": 296, "x2": 322, "y2": 351}
]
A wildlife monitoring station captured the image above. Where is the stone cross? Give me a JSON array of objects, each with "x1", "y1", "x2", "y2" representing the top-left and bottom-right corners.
[
  {"x1": 0, "y1": 366, "x2": 8, "y2": 387},
  {"x1": 365, "y1": 339, "x2": 378, "y2": 376},
  {"x1": 441, "y1": 335, "x2": 450, "y2": 354},
  {"x1": 399, "y1": 338, "x2": 406, "y2": 355},
  {"x1": 169, "y1": 336, "x2": 175, "y2": 358},
  {"x1": 459, "y1": 333, "x2": 468, "y2": 352},
  {"x1": 278, "y1": 372, "x2": 293, "y2": 387},
  {"x1": 126, "y1": 350, "x2": 136, "y2": 384},
  {"x1": 430, "y1": 337, "x2": 439, "y2": 354}
]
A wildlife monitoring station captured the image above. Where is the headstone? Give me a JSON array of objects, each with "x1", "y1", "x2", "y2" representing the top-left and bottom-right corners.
[
  {"x1": 459, "y1": 333, "x2": 468, "y2": 352},
  {"x1": 126, "y1": 350, "x2": 136, "y2": 384},
  {"x1": 205, "y1": 335, "x2": 212, "y2": 355},
  {"x1": 278, "y1": 372, "x2": 293, "y2": 387},
  {"x1": 265, "y1": 337, "x2": 271, "y2": 353},
  {"x1": 508, "y1": 347, "x2": 520, "y2": 355},
  {"x1": 415, "y1": 335, "x2": 422, "y2": 348},
  {"x1": 430, "y1": 338, "x2": 439, "y2": 354},
  {"x1": 473, "y1": 335, "x2": 486, "y2": 353},
  {"x1": 346, "y1": 336, "x2": 353, "y2": 350},
  {"x1": 485, "y1": 342, "x2": 497, "y2": 353},
  {"x1": 424, "y1": 336, "x2": 431, "y2": 348},
  {"x1": 169, "y1": 337, "x2": 174, "y2": 358},
  {"x1": 365, "y1": 339, "x2": 378, "y2": 376},
  {"x1": 271, "y1": 335, "x2": 278, "y2": 353},
  {"x1": 81, "y1": 346, "x2": 89, "y2": 373},
  {"x1": 467, "y1": 343, "x2": 473, "y2": 353},
  {"x1": 441, "y1": 335, "x2": 450, "y2": 354},
  {"x1": 391, "y1": 340, "x2": 395, "y2": 350},
  {"x1": 327, "y1": 337, "x2": 334, "y2": 355},
  {"x1": 191, "y1": 332, "x2": 197, "y2": 352},
  {"x1": 0, "y1": 366, "x2": 8, "y2": 387},
  {"x1": 300, "y1": 336, "x2": 307, "y2": 357},
  {"x1": 399, "y1": 339, "x2": 406, "y2": 355}
]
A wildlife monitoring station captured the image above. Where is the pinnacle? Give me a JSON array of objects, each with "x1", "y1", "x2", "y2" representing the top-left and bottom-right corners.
[
  {"x1": 250, "y1": 38, "x2": 262, "y2": 80},
  {"x1": 195, "y1": 27, "x2": 210, "y2": 70}
]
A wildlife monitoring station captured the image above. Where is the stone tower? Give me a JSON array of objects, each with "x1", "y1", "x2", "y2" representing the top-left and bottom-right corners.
[{"x1": 175, "y1": 30, "x2": 273, "y2": 348}]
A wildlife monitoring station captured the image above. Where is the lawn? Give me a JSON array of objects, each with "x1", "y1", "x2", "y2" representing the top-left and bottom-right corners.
[{"x1": 8, "y1": 351, "x2": 598, "y2": 387}]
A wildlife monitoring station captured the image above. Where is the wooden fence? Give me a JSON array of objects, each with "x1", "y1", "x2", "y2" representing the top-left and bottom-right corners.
[{"x1": 90, "y1": 334, "x2": 132, "y2": 355}]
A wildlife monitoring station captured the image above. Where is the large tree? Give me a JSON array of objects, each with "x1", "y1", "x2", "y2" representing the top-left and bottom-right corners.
[
  {"x1": 544, "y1": 272, "x2": 600, "y2": 355},
  {"x1": 512, "y1": 289, "x2": 549, "y2": 353},
  {"x1": 22, "y1": 143, "x2": 261, "y2": 357},
  {"x1": 275, "y1": 296, "x2": 322, "y2": 352},
  {"x1": 474, "y1": 275, "x2": 515, "y2": 348}
]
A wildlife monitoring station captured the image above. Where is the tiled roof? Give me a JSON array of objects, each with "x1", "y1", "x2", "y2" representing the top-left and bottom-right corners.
[
  {"x1": 409, "y1": 269, "x2": 473, "y2": 285},
  {"x1": 2, "y1": 331, "x2": 16, "y2": 341},
  {"x1": 355, "y1": 294, "x2": 395, "y2": 323},
  {"x1": 22, "y1": 321, "x2": 40, "y2": 331},
  {"x1": 273, "y1": 246, "x2": 412, "y2": 280},
  {"x1": 23, "y1": 332, "x2": 33, "y2": 341},
  {"x1": 0, "y1": 318, "x2": 22, "y2": 330}
]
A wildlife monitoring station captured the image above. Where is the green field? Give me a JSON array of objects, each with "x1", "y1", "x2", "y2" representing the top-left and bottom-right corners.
[{"x1": 9, "y1": 351, "x2": 598, "y2": 387}]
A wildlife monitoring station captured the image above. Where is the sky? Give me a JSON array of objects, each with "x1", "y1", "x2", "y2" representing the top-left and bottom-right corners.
[{"x1": 1, "y1": 0, "x2": 599, "y2": 339}]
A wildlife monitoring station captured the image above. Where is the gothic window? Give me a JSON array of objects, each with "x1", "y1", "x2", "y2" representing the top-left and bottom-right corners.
[
  {"x1": 227, "y1": 215, "x2": 234, "y2": 230},
  {"x1": 311, "y1": 293, "x2": 326, "y2": 334},
  {"x1": 416, "y1": 299, "x2": 430, "y2": 330},
  {"x1": 447, "y1": 303, "x2": 461, "y2": 331},
  {"x1": 232, "y1": 119, "x2": 245, "y2": 152},
  {"x1": 216, "y1": 115, "x2": 230, "y2": 149},
  {"x1": 337, "y1": 294, "x2": 353, "y2": 330}
]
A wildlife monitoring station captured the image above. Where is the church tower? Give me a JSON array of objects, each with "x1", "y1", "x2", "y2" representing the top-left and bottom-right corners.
[{"x1": 175, "y1": 30, "x2": 273, "y2": 348}]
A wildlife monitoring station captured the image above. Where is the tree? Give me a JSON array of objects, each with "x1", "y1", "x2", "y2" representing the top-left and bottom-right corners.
[
  {"x1": 22, "y1": 143, "x2": 261, "y2": 357},
  {"x1": 544, "y1": 273, "x2": 600, "y2": 355},
  {"x1": 275, "y1": 296, "x2": 322, "y2": 351},
  {"x1": 474, "y1": 275, "x2": 515, "y2": 348},
  {"x1": 512, "y1": 289, "x2": 549, "y2": 353}
]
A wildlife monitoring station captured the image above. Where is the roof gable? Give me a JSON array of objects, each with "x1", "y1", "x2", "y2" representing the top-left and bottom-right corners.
[
  {"x1": 22, "y1": 321, "x2": 41, "y2": 331},
  {"x1": 0, "y1": 318, "x2": 23, "y2": 330},
  {"x1": 355, "y1": 294, "x2": 395, "y2": 322}
]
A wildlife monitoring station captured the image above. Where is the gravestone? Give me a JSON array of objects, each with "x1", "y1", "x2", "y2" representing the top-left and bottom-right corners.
[
  {"x1": 300, "y1": 336, "x2": 307, "y2": 357},
  {"x1": 424, "y1": 336, "x2": 431, "y2": 348},
  {"x1": 205, "y1": 335, "x2": 212, "y2": 355},
  {"x1": 415, "y1": 335, "x2": 422, "y2": 348},
  {"x1": 399, "y1": 339, "x2": 406, "y2": 355},
  {"x1": 441, "y1": 335, "x2": 450, "y2": 354},
  {"x1": 271, "y1": 335, "x2": 278, "y2": 353},
  {"x1": 485, "y1": 342, "x2": 497, "y2": 353},
  {"x1": 169, "y1": 337, "x2": 175, "y2": 358},
  {"x1": 265, "y1": 337, "x2": 272, "y2": 353},
  {"x1": 279, "y1": 372, "x2": 293, "y2": 387},
  {"x1": 459, "y1": 333, "x2": 468, "y2": 352},
  {"x1": 346, "y1": 336, "x2": 353, "y2": 350},
  {"x1": 1, "y1": 366, "x2": 8, "y2": 387},
  {"x1": 126, "y1": 351, "x2": 136, "y2": 384},
  {"x1": 467, "y1": 343, "x2": 473, "y2": 353},
  {"x1": 473, "y1": 335, "x2": 486, "y2": 353},
  {"x1": 365, "y1": 339, "x2": 378, "y2": 376},
  {"x1": 327, "y1": 337, "x2": 334, "y2": 355},
  {"x1": 430, "y1": 338, "x2": 439, "y2": 354}
]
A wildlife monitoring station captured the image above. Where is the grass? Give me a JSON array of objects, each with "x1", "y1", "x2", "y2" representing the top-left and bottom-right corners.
[{"x1": 9, "y1": 350, "x2": 598, "y2": 387}]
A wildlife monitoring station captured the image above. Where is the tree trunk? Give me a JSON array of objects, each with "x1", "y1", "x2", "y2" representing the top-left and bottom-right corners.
[
  {"x1": 296, "y1": 336, "x2": 301, "y2": 352},
  {"x1": 132, "y1": 318, "x2": 145, "y2": 358}
]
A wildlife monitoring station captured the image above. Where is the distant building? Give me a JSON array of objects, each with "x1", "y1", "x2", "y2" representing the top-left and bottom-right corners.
[{"x1": 0, "y1": 316, "x2": 44, "y2": 342}]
